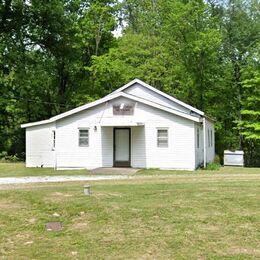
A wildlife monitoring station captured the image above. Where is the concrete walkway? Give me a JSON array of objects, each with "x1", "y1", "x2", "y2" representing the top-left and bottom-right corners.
[
  {"x1": 0, "y1": 175, "x2": 131, "y2": 185},
  {"x1": 91, "y1": 167, "x2": 139, "y2": 175}
]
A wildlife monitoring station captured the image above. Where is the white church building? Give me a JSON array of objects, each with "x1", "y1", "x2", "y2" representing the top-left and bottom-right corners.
[{"x1": 21, "y1": 79, "x2": 215, "y2": 170}]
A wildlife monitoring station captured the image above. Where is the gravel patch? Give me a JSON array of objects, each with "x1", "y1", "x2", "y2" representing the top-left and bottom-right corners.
[{"x1": 0, "y1": 175, "x2": 130, "y2": 185}]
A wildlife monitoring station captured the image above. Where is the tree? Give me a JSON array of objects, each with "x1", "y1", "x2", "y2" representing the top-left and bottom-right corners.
[
  {"x1": 222, "y1": 0, "x2": 260, "y2": 148},
  {"x1": 238, "y1": 72, "x2": 260, "y2": 140},
  {"x1": 87, "y1": 32, "x2": 174, "y2": 96},
  {"x1": 0, "y1": 0, "x2": 119, "y2": 158}
]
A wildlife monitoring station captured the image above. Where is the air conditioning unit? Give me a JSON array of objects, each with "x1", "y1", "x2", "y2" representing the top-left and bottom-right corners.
[{"x1": 224, "y1": 150, "x2": 244, "y2": 167}]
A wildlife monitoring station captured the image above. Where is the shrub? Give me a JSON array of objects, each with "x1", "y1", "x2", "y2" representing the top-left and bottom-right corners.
[
  {"x1": 0, "y1": 151, "x2": 8, "y2": 159},
  {"x1": 0, "y1": 152, "x2": 21, "y2": 162},
  {"x1": 205, "y1": 163, "x2": 221, "y2": 171},
  {"x1": 214, "y1": 154, "x2": 221, "y2": 164}
]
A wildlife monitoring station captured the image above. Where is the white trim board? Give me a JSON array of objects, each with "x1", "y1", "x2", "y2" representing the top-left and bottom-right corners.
[{"x1": 21, "y1": 91, "x2": 201, "y2": 128}]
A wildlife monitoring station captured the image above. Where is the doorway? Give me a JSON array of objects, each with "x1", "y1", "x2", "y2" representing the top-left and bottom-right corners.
[{"x1": 113, "y1": 128, "x2": 131, "y2": 167}]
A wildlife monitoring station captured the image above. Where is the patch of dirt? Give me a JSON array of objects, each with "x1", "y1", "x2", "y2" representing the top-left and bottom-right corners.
[
  {"x1": 139, "y1": 242, "x2": 170, "y2": 260},
  {"x1": 71, "y1": 222, "x2": 88, "y2": 230},
  {"x1": 0, "y1": 199, "x2": 22, "y2": 209},
  {"x1": 24, "y1": 241, "x2": 34, "y2": 245},
  {"x1": 45, "y1": 192, "x2": 74, "y2": 202},
  {"x1": 71, "y1": 251, "x2": 78, "y2": 256},
  {"x1": 111, "y1": 203, "x2": 121, "y2": 210},
  {"x1": 228, "y1": 247, "x2": 260, "y2": 256},
  {"x1": 28, "y1": 218, "x2": 36, "y2": 224},
  {"x1": 53, "y1": 192, "x2": 73, "y2": 197},
  {"x1": 16, "y1": 233, "x2": 30, "y2": 239},
  {"x1": 70, "y1": 214, "x2": 91, "y2": 231},
  {"x1": 131, "y1": 208, "x2": 142, "y2": 212},
  {"x1": 93, "y1": 191, "x2": 122, "y2": 199},
  {"x1": 100, "y1": 228, "x2": 126, "y2": 243},
  {"x1": 201, "y1": 225, "x2": 220, "y2": 232}
]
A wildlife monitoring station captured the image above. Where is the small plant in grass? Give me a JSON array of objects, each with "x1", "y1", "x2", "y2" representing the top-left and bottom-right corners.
[
  {"x1": 0, "y1": 152, "x2": 21, "y2": 162},
  {"x1": 0, "y1": 151, "x2": 8, "y2": 159},
  {"x1": 205, "y1": 162, "x2": 221, "y2": 171},
  {"x1": 214, "y1": 154, "x2": 221, "y2": 164}
]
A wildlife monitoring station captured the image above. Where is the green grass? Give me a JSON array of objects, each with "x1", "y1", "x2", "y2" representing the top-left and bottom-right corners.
[
  {"x1": 137, "y1": 166, "x2": 260, "y2": 175},
  {"x1": 0, "y1": 172, "x2": 259, "y2": 259},
  {"x1": 0, "y1": 162, "x2": 259, "y2": 178},
  {"x1": 0, "y1": 163, "x2": 90, "y2": 177}
]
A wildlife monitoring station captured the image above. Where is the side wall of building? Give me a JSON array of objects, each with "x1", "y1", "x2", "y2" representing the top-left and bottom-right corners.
[
  {"x1": 141, "y1": 105, "x2": 195, "y2": 170},
  {"x1": 98, "y1": 96, "x2": 196, "y2": 170},
  {"x1": 194, "y1": 119, "x2": 215, "y2": 168},
  {"x1": 25, "y1": 96, "x2": 197, "y2": 170},
  {"x1": 26, "y1": 123, "x2": 55, "y2": 167},
  {"x1": 205, "y1": 119, "x2": 215, "y2": 163},
  {"x1": 55, "y1": 105, "x2": 103, "y2": 169},
  {"x1": 194, "y1": 122, "x2": 204, "y2": 168}
]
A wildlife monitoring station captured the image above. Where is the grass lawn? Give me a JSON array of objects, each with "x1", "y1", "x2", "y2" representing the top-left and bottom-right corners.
[
  {"x1": 0, "y1": 162, "x2": 259, "y2": 178},
  {"x1": 0, "y1": 172, "x2": 259, "y2": 259},
  {"x1": 0, "y1": 163, "x2": 90, "y2": 177}
]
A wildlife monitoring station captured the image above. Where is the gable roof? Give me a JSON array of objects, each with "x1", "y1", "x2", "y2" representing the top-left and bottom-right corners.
[
  {"x1": 21, "y1": 89, "x2": 202, "y2": 128},
  {"x1": 110, "y1": 79, "x2": 204, "y2": 116}
]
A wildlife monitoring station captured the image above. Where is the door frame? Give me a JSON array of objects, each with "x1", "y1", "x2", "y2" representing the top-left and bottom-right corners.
[{"x1": 113, "y1": 127, "x2": 131, "y2": 167}]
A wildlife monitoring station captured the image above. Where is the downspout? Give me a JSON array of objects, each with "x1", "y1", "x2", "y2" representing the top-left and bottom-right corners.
[{"x1": 203, "y1": 117, "x2": 207, "y2": 168}]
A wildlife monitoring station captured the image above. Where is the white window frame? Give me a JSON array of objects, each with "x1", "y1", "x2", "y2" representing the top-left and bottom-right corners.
[
  {"x1": 210, "y1": 129, "x2": 213, "y2": 147},
  {"x1": 52, "y1": 130, "x2": 56, "y2": 150},
  {"x1": 157, "y1": 128, "x2": 168, "y2": 148},
  {"x1": 78, "y1": 128, "x2": 89, "y2": 147},
  {"x1": 208, "y1": 129, "x2": 210, "y2": 147}
]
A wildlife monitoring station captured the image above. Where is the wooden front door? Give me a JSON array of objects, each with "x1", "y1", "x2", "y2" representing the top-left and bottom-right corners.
[{"x1": 113, "y1": 128, "x2": 131, "y2": 167}]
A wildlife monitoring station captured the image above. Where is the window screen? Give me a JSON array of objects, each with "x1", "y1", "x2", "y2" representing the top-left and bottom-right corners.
[
  {"x1": 52, "y1": 130, "x2": 56, "y2": 149},
  {"x1": 157, "y1": 129, "x2": 168, "y2": 147},
  {"x1": 208, "y1": 129, "x2": 210, "y2": 147},
  {"x1": 79, "y1": 129, "x2": 89, "y2": 147},
  {"x1": 197, "y1": 128, "x2": 200, "y2": 148},
  {"x1": 210, "y1": 129, "x2": 213, "y2": 147}
]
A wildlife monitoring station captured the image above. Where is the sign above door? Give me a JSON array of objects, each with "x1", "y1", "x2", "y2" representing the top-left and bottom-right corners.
[{"x1": 113, "y1": 103, "x2": 135, "y2": 115}]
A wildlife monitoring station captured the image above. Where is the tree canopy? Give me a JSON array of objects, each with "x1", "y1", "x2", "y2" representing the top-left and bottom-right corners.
[{"x1": 0, "y1": 0, "x2": 259, "y2": 165}]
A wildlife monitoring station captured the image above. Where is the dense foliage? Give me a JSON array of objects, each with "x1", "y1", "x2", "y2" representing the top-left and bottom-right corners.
[{"x1": 0, "y1": 0, "x2": 259, "y2": 165}]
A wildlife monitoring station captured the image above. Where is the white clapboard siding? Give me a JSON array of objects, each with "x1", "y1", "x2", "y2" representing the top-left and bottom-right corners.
[
  {"x1": 103, "y1": 97, "x2": 195, "y2": 169},
  {"x1": 26, "y1": 123, "x2": 55, "y2": 167},
  {"x1": 51, "y1": 96, "x2": 196, "y2": 170},
  {"x1": 194, "y1": 119, "x2": 215, "y2": 168},
  {"x1": 100, "y1": 126, "x2": 147, "y2": 168},
  {"x1": 206, "y1": 119, "x2": 215, "y2": 163},
  {"x1": 138, "y1": 104, "x2": 195, "y2": 170},
  {"x1": 124, "y1": 83, "x2": 191, "y2": 114},
  {"x1": 131, "y1": 126, "x2": 147, "y2": 168},
  {"x1": 194, "y1": 123, "x2": 204, "y2": 168},
  {"x1": 23, "y1": 81, "x2": 215, "y2": 170},
  {"x1": 56, "y1": 105, "x2": 104, "y2": 169},
  {"x1": 101, "y1": 127, "x2": 113, "y2": 167}
]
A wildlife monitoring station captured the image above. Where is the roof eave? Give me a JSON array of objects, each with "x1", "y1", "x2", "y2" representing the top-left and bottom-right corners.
[
  {"x1": 21, "y1": 90, "x2": 201, "y2": 128},
  {"x1": 21, "y1": 119, "x2": 52, "y2": 128}
]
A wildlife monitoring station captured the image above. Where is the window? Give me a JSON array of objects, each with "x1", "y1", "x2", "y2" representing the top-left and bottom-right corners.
[
  {"x1": 52, "y1": 130, "x2": 56, "y2": 149},
  {"x1": 208, "y1": 129, "x2": 210, "y2": 147},
  {"x1": 210, "y1": 129, "x2": 213, "y2": 147},
  {"x1": 197, "y1": 128, "x2": 200, "y2": 148},
  {"x1": 79, "y1": 129, "x2": 89, "y2": 147},
  {"x1": 157, "y1": 129, "x2": 168, "y2": 147}
]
